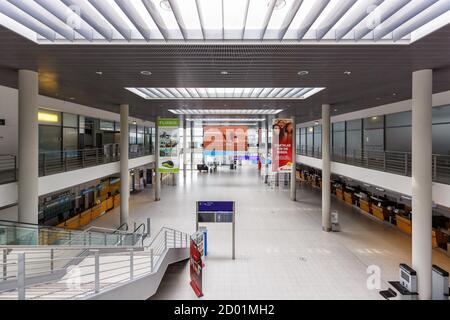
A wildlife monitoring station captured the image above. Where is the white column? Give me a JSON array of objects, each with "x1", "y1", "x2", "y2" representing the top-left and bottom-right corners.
[
  {"x1": 190, "y1": 121, "x2": 194, "y2": 171},
  {"x1": 155, "y1": 119, "x2": 161, "y2": 201},
  {"x1": 265, "y1": 115, "x2": 270, "y2": 183},
  {"x1": 412, "y1": 69, "x2": 433, "y2": 300},
  {"x1": 120, "y1": 104, "x2": 129, "y2": 226},
  {"x1": 18, "y1": 70, "x2": 39, "y2": 224},
  {"x1": 290, "y1": 117, "x2": 296, "y2": 201},
  {"x1": 322, "y1": 104, "x2": 331, "y2": 232},
  {"x1": 183, "y1": 116, "x2": 187, "y2": 177}
]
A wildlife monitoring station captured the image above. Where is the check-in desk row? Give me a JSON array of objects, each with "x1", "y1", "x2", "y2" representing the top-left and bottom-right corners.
[{"x1": 57, "y1": 194, "x2": 120, "y2": 230}]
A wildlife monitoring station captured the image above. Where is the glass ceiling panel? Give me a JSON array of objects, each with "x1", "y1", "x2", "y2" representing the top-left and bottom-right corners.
[
  {"x1": 1, "y1": 0, "x2": 448, "y2": 44},
  {"x1": 126, "y1": 87, "x2": 326, "y2": 99}
]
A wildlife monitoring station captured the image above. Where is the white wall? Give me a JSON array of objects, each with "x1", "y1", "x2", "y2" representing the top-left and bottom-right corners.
[
  {"x1": 297, "y1": 155, "x2": 450, "y2": 209},
  {"x1": 0, "y1": 84, "x2": 154, "y2": 157},
  {"x1": 0, "y1": 86, "x2": 19, "y2": 155}
]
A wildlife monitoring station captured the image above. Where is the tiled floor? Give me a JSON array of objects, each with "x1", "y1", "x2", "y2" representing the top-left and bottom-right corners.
[{"x1": 91, "y1": 164, "x2": 450, "y2": 300}]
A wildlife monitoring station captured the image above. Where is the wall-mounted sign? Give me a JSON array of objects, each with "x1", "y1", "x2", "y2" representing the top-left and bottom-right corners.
[
  {"x1": 189, "y1": 233, "x2": 203, "y2": 298},
  {"x1": 272, "y1": 118, "x2": 294, "y2": 172},
  {"x1": 157, "y1": 118, "x2": 180, "y2": 173}
]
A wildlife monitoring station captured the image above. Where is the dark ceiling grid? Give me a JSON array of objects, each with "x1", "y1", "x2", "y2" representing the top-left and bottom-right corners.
[{"x1": 0, "y1": 24, "x2": 449, "y2": 122}]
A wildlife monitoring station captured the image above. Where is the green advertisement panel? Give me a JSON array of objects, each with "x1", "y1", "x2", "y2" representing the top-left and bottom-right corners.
[{"x1": 158, "y1": 118, "x2": 180, "y2": 173}]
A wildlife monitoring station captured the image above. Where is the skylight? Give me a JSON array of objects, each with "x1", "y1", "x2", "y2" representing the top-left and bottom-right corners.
[
  {"x1": 126, "y1": 87, "x2": 326, "y2": 100},
  {"x1": 0, "y1": 0, "x2": 448, "y2": 44},
  {"x1": 169, "y1": 109, "x2": 283, "y2": 115}
]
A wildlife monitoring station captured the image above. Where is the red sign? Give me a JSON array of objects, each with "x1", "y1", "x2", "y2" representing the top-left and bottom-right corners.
[
  {"x1": 189, "y1": 239, "x2": 203, "y2": 297},
  {"x1": 203, "y1": 126, "x2": 248, "y2": 152},
  {"x1": 272, "y1": 119, "x2": 294, "y2": 172}
]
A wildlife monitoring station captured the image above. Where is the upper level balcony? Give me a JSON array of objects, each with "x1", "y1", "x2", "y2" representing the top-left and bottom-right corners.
[
  {"x1": 297, "y1": 146, "x2": 450, "y2": 186},
  {"x1": 0, "y1": 145, "x2": 154, "y2": 185}
]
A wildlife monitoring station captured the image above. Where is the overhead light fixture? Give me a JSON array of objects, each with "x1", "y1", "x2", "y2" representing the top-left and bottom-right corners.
[
  {"x1": 126, "y1": 87, "x2": 325, "y2": 100},
  {"x1": 38, "y1": 111, "x2": 59, "y2": 123},
  {"x1": 344, "y1": 71, "x2": 352, "y2": 75},
  {"x1": 314, "y1": 121, "x2": 319, "y2": 125},
  {"x1": 334, "y1": 109, "x2": 338, "y2": 112},
  {"x1": 69, "y1": 97, "x2": 75, "y2": 100},
  {"x1": 274, "y1": 0, "x2": 286, "y2": 10},
  {"x1": 220, "y1": 71, "x2": 229, "y2": 75},
  {"x1": 169, "y1": 109, "x2": 283, "y2": 115},
  {"x1": 392, "y1": 93, "x2": 397, "y2": 96},
  {"x1": 96, "y1": 71, "x2": 103, "y2": 75},
  {"x1": 132, "y1": 120, "x2": 137, "y2": 125},
  {"x1": 140, "y1": 71, "x2": 152, "y2": 76},
  {"x1": 160, "y1": 0, "x2": 172, "y2": 11},
  {"x1": 298, "y1": 71, "x2": 309, "y2": 76},
  {"x1": 372, "y1": 116, "x2": 378, "y2": 120}
]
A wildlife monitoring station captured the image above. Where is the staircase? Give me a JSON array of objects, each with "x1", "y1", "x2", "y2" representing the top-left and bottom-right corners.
[{"x1": 0, "y1": 222, "x2": 190, "y2": 300}]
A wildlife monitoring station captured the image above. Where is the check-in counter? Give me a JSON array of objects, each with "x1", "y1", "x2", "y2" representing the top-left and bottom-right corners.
[
  {"x1": 114, "y1": 194, "x2": 121, "y2": 208},
  {"x1": 396, "y1": 214, "x2": 412, "y2": 235},
  {"x1": 80, "y1": 209, "x2": 92, "y2": 226},
  {"x1": 344, "y1": 187, "x2": 355, "y2": 205},
  {"x1": 106, "y1": 197, "x2": 114, "y2": 211},
  {"x1": 372, "y1": 204, "x2": 385, "y2": 221},
  {"x1": 65, "y1": 215, "x2": 81, "y2": 230},
  {"x1": 336, "y1": 187, "x2": 344, "y2": 200},
  {"x1": 359, "y1": 197, "x2": 371, "y2": 214},
  {"x1": 91, "y1": 202, "x2": 106, "y2": 220}
]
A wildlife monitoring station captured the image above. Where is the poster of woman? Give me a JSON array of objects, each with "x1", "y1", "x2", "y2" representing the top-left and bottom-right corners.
[{"x1": 272, "y1": 119, "x2": 293, "y2": 172}]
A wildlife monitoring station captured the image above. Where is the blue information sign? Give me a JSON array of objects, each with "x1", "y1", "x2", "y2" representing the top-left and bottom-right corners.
[{"x1": 198, "y1": 201, "x2": 234, "y2": 213}]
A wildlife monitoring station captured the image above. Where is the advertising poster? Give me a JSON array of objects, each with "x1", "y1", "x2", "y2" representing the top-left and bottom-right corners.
[
  {"x1": 158, "y1": 118, "x2": 180, "y2": 173},
  {"x1": 203, "y1": 126, "x2": 248, "y2": 154},
  {"x1": 189, "y1": 238, "x2": 203, "y2": 298},
  {"x1": 272, "y1": 118, "x2": 294, "y2": 172}
]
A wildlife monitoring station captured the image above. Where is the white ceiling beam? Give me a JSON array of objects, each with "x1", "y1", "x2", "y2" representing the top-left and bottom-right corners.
[
  {"x1": 393, "y1": 0, "x2": 450, "y2": 41},
  {"x1": 168, "y1": 0, "x2": 187, "y2": 40},
  {"x1": 142, "y1": 0, "x2": 170, "y2": 40},
  {"x1": 89, "y1": 0, "x2": 132, "y2": 41},
  {"x1": 114, "y1": 0, "x2": 152, "y2": 41},
  {"x1": 373, "y1": 0, "x2": 438, "y2": 41},
  {"x1": 0, "y1": 0, "x2": 56, "y2": 41},
  {"x1": 354, "y1": 0, "x2": 412, "y2": 40},
  {"x1": 297, "y1": 0, "x2": 331, "y2": 40},
  {"x1": 276, "y1": 0, "x2": 304, "y2": 40},
  {"x1": 260, "y1": 0, "x2": 277, "y2": 40},
  {"x1": 335, "y1": 0, "x2": 385, "y2": 41},
  {"x1": 8, "y1": 0, "x2": 75, "y2": 41},
  {"x1": 34, "y1": 0, "x2": 94, "y2": 41},
  {"x1": 316, "y1": 0, "x2": 358, "y2": 40},
  {"x1": 61, "y1": 0, "x2": 114, "y2": 41}
]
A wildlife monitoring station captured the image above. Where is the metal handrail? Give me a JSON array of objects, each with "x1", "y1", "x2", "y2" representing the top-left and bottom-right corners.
[
  {"x1": 297, "y1": 146, "x2": 450, "y2": 184},
  {"x1": 0, "y1": 227, "x2": 190, "y2": 300}
]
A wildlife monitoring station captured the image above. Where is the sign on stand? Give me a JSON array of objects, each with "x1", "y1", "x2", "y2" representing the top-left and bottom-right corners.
[
  {"x1": 196, "y1": 201, "x2": 236, "y2": 260},
  {"x1": 189, "y1": 230, "x2": 204, "y2": 298}
]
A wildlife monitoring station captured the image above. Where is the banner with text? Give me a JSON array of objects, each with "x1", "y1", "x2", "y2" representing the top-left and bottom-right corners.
[
  {"x1": 272, "y1": 119, "x2": 293, "y2": 173},
  {"x1": 158, "y1": 118, "x2": 180, "y2": 173}
]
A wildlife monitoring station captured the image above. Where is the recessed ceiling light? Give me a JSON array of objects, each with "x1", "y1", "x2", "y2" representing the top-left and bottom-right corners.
[
  {"x1": 298, "y1": 71, "x2": 309, "y2": 76},
  {"x1": 314, "y1": 121, "x2": 319, "y2": 125},
  {"x1": 160, "y1": 0, "x2": 172, "y2": 11},
  {"x1": 69, "y1": 97, "x2": 75, "y2": 100},
  {"x1": 344, "y1": 71, "x2": 352, "y2": 75},
  {"x1": 334, "y1": 109, "x2": 338, "y2": 112},
  {"x1": 132, "y1": 120, "x2": 137, "y2": 125},
  {"x1": 273, "y1": 0, "x2": 286, "y2": 10},
  {"x1": 96, "y1": 71, "x2": 103, "y2": 75},
  {"x1": 376, "y1": 97, "x2": 381, "y2": 100},
  {"x1": 393, "y1": 92, "x2": 397, "y2": 96},
  {"x1": 220, "y1": 71, "x2": 229, "y2": 75},
  {"x1": 140, "y1": 71, "x2": 152, "y2": 76}
]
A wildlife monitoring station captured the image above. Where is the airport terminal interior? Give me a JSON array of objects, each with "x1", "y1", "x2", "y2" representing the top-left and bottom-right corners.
[{"x1": 0, "y1": 0, "x2": 450, "y2": 301}]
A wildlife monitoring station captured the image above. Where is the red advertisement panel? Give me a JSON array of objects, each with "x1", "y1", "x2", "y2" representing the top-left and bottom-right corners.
[
  {"x1": 272, "y1": 119, "x2": 294, "y2": 172},
  {"x1": 189, "y1": 239, "x2": 203, "y2": 298},
  {"x1": 203, "y1": 126, "x2": 248, "y2": 152}
]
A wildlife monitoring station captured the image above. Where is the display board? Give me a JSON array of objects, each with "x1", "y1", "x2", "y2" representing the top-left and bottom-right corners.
[
  {"x1": 203, "y1": 126, "x2": 248, "y2": 154},
  {"x1": 272, "y1": 118, "x2": 294, "y2": 172},
  {"x1": 189, "y1": 232, "x2": 204, "y2": 298},
  {"x1": 157, "y1": 118, "x2": 180, "y2": 173},
  {"x1": 196, "y1": 201, "x2": 236, "y2": 260}
]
